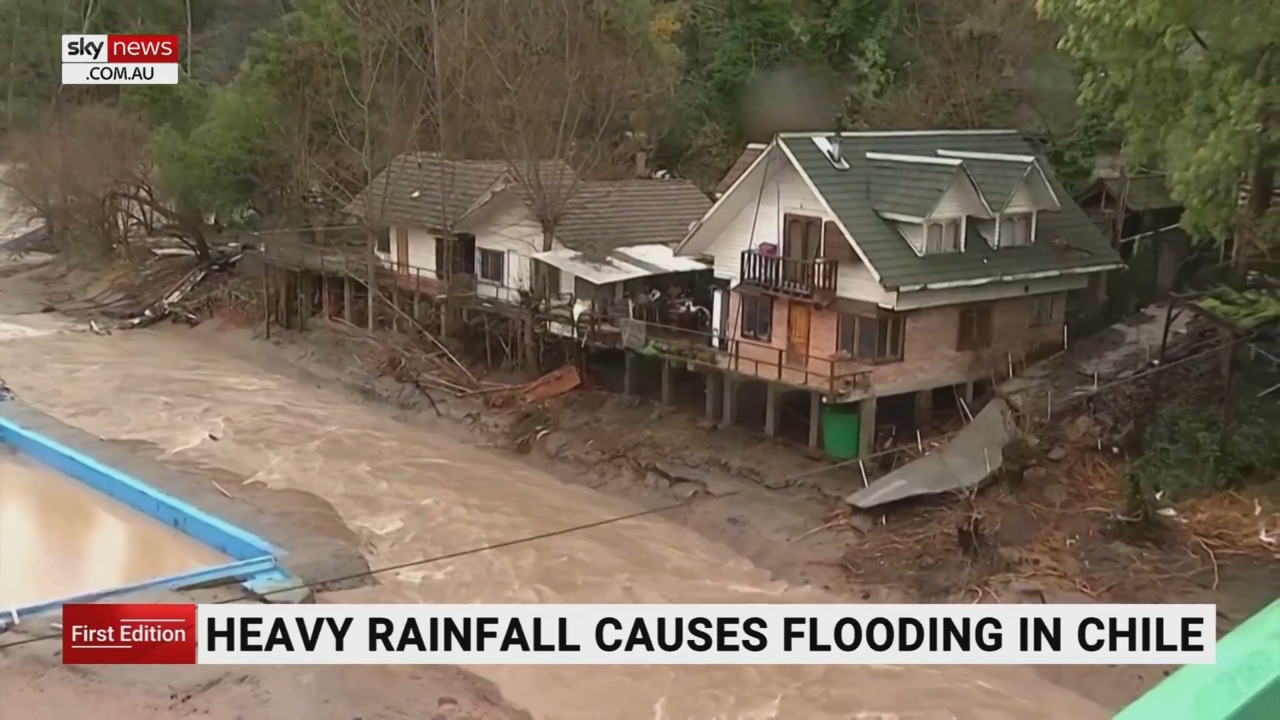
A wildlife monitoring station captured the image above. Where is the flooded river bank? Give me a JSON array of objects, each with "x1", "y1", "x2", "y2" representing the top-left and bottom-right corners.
[{"x1": 0, "y1": 305, "x2": 1111, "y2": 719}]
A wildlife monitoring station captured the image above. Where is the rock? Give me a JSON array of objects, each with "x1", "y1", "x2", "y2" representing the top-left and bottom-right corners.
[
  {"x1": 1065, "y1": 414, "x2": 1096, "y2": 441},
  {"x1": 1023, "y1": 466, "x2": 1050, "y2": 484},
  {"x1": 648, "y1": 405, "x2": 670, "y2": 421},
  {"x1": 1046, "y1": 446, "x2": 1067, "y2": 462},
  {"x1": 670, "y1": 482, "x2": 702, "y2": 500},
  {"x1": 849, "y1": 513, "x2": 876, "y2": 533},
  {"x1": 695, "y1": 417, "x2": 717, "y2": 430},
  {"x1": 643, "y1": 471, "x2": 670, "y2": 491},
  {"x1": 619, "y1": 395, "x2": 643, "y2": 409},
  {"x1": 540, "y1": 431, "x2": 571, "y2": 458}
]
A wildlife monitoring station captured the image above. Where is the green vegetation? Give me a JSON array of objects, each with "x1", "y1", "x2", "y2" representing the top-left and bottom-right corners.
[
  {"x1": 1038, "y1": 0, "x2": 1279, "y2": 256},
  {"x1": 0, "y1": 0, "x2": 1273, "y2": 273}
]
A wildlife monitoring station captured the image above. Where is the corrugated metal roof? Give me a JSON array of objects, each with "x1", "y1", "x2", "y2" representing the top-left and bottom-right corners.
[{"x1": 533, "y1": 243, "x2": 709, "y2": 285}]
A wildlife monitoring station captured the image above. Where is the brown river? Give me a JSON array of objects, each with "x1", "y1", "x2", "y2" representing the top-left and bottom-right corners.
[{"x1": 0, "y1": 311, "x2": 1110, "y2": 719}]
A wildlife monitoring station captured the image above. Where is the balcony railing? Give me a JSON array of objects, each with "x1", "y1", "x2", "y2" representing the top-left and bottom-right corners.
[
  {"x1": 740, "y1": 251, "x2": 838, "y2": 297},
  {"x1": 609, "y1": 319, "x2": 870, "y2": 396}
]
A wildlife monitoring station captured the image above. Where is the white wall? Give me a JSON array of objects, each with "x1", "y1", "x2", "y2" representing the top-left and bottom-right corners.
[
  {"x1": 930, "y1": 170, "x2": 988, "y2": 219},
  {"x1": 406, "y1": 227, "x2": 437, "y2": 271},
  {"x1": 464, "y1": 192, "x2": 549, "y2": 301},
  {"x1": 689, "y1": 156, "x2": 895, "y2": 307}
]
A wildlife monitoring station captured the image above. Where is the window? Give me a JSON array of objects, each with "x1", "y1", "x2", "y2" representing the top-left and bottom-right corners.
[
  {"x1": 838, "y1": 313, "x2": 905, "y2": 362},
  {"x1": 999, "y1": 214, "x2": 1034, "y2": 247},
  {"x1": 925, "y1": 220, "x2": 963, "y2": 254},
  {"x1": 957, "y1": 305, "x2": 994, "y2": 351},
  {"x1": 478, "y1": 248, "x2": 505, "y2": 283},
  {"x1": 375, "y1": 228, "x2": 391, "y2": 254},
  {"x1": 1030, "y1": 295, "x2": 1057, "y2": 327},
  {"x1": 740, "y1": 295, "x2": 772, "y2": 341},
  {"x1": 783, "y1": 214, "x2": 822, "y2": 259}
]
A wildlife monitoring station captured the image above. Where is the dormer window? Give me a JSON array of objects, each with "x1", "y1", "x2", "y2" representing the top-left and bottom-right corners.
[
  {"x1": 998, "y1": 214, "x2": 1034, "y2": 247},
  {"x1": 926, "y1": 219, "x2": 964, "y2": 254}
]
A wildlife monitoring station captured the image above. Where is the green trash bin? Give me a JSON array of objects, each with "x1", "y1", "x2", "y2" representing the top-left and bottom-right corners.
[{"x1": 821, "y1": 402, "x2": 861, "y2": 460}]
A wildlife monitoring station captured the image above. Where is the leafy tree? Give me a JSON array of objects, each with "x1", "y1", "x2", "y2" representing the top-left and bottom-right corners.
[{"x1": 1037, "y1": 0, "x2": 1280, "y2": 253}]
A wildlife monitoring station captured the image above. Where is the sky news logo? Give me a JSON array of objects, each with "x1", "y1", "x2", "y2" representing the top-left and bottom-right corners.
[{"x1": 61, "y1": 34, "x2": 180, "y2": 85}]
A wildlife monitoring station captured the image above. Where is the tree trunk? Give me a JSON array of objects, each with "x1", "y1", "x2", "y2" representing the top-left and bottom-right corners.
[{"x1": 366, "y1": 233, "x2": 377, "y2": 331}]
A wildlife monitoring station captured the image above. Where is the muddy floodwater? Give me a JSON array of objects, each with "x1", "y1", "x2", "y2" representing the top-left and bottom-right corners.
[
  {"x1": 0, "y1": 447, "x2": 230, "y2": 610},
  {"x1": 0, "y1": 311, "x2": 1111, "y2": 719}
]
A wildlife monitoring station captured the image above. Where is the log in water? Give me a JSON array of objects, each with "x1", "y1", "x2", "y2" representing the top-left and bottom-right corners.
[{"x1": 0, "y1": 447, "x2": 228, "y2": 609}]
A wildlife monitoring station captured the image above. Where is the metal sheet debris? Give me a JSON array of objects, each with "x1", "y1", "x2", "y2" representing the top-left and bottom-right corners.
[{"x1": 846, "y1": 398, "x2": 1013, "y2": 509}]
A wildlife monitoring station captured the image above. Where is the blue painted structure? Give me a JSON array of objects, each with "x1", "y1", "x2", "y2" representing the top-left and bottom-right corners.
[{"x1": 0, "y1": 414, "x2": 289, "y2": 620}]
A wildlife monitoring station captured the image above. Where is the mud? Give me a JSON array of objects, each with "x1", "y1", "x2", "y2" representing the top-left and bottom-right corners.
[
  {"x1": 0, "y1": 268, "x2": 1115, "y2": 719},
  {"x1": 0, "y1": 448, "x2": 228, "y2": 609}
]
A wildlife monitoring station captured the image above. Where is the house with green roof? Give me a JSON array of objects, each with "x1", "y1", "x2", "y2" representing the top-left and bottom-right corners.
[{"x1": 675, "y1": 130, "x2": 1123, "y2": 457}]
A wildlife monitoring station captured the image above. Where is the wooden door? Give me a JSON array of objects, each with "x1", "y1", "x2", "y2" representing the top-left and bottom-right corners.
[
  {"x1": 787, "y1": 302, "x2": 811, "y2": 364},
  {"x1": 394, "y1": 227, "x2": 410, "y2": 275}
]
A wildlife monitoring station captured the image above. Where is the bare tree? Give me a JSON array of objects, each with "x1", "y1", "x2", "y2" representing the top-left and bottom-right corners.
[
  {"x1": 300, "y1": 0, "x2": 437, "y2": 329},
  {"x1": 858, "y1": 0, "x2": 1074, "y2": 135},
  {"x1": 464, "y1": 0, "x2": 669, "y2": 251},
  {"x1": 3, "y1": 105, "x2": 152, "y2": 258}
]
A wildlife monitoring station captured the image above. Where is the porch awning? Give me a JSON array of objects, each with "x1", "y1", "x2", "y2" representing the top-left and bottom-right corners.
[{"x1": 531, "y1": 244, "x2": 709, "y2": 286}]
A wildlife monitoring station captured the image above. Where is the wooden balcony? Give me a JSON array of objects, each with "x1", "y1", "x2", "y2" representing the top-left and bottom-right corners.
[
  {"x1": 740, "y1": 250, "x2": 837, "y2": 298},
  {"x1": 614, "y1": 320, "x2": 871, "y2": 396}
]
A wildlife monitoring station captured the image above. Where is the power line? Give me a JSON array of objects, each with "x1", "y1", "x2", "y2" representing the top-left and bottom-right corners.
[{"x1": 0, "y1": 491, "x2": 736, "y2": 653}]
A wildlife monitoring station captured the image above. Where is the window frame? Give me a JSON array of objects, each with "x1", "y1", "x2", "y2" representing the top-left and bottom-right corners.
[
  {"x1": 999, "y1": 213, "x2": 1034, "y2": 247},
  {"x1": 957, "y1": 304, "x2": 995, "y2": 351},
  {"x1": 782, "y1": 213, "x2": 822, "y2": 260},
  {"x1": 375, "y1": 227, "x2": 391, "y2": 254},
  {"x1": 740, "y1": 294, "x2": 773, "y2": 341},
  {"x1": 925, "y1": 219, "x2": 963, "y2": 254},
  {"x1": 837, "y1": 312, "x2": 905, "y2": 363},
  {"x1": 478, "y1": 248, "x2": 505, "y2": 284}
]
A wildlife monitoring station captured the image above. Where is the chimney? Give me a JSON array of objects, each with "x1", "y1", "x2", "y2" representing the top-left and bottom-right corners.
[{"x1": 635, "y1": 150, "x2": 649, "y2": 179}]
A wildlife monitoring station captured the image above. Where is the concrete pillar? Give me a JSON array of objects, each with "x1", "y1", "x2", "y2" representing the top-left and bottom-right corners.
[
  {"x1": 961, "y1": 381, "x2": 975, "y2": 404},
  {"x1": 720, "y1": 375, "x2": 737, "y2": 428},
  {"x1": 660, "y1": 359, "x2": 672, "y2": 406},
  {"x1": 764, "y1": 384, "x2": 780, "y2": 436},
  {"x1": 343, "y1": 277, "x2": 353, "y2": 321},
  {"x1": 623, "y1": 352, "x2": 636, "y2": 395},
  {"x1": 914, "y1": 389, "x2": 933, "y2": 430},
  {"x1": 858, "y1": 396, "x2": 877, "y2": 460},
  {"x1": 704, "y1": 372, "x2": 719, "y2": 421},
  {"x1": 809, "y1": 393, "x2": 822, "y2": 449}
]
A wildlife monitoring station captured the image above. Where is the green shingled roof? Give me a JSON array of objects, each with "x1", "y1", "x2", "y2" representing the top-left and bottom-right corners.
[
  {"x1": 867, "y1": 160, "x2": 957, "y2": 217},
  {"x1": 956, "y1": 157, "x2": 1034, "y2": 212},
  {"x1": 779, "y1": 132, "x2": 1121, "y2": 290}
]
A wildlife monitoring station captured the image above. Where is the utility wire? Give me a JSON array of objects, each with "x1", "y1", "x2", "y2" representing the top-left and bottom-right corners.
[{"x1": 0, "y1": 491, "x2": 737, "y2": 653}]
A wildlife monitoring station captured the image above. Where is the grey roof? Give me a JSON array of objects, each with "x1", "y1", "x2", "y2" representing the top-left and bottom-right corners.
[
  {"x1": 1102, "y1": 175, "x2": 1179, "y2": 212},
  {"x1": 349, "y1": 154, "x2": 509, "y2": 230},
  {"x1": 555, "y1": 179, "x2": 712, "y2": 257},
  {"x1": 780, "y1": 132, "x2": 1121, "y2": 289}
]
